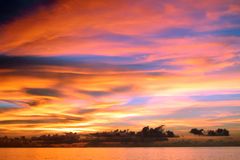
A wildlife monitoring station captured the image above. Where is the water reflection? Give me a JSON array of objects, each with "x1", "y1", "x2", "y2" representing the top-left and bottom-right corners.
[{"x1": 0, "y1": 147, "x2": 240, "y2": 160}]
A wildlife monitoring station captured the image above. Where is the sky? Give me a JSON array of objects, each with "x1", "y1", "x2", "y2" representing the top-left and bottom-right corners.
[{"x1": 0, "y1": 0, "x2": 240, "y2": 136}]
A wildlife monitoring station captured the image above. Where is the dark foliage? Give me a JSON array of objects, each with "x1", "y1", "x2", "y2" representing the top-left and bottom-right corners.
[
  {"x1": 0, "y1": 132, "x2": 80, "y2": 147},
  {"x1": 0, "y1": 136, "x2": 34, "y2": 147},
  {"x1": 137, "y1": 125, "x2": 175, "y2": 138},
  {"x1": 190, "y1": 128, "x2": 230, "y2": 136},
  {"x1": 31, "y1": 132, "x2": 80, "y2": 144},
  {"x1": 91, "y1": 125, "x2": 177, "y2": 140},
  {"x1": 207, "y1": 128, "x2": 230, "y2": 136},
  {"x1": 166, "y1": 130, "x2": 176, "y2": 137},
  {"x1": 190, "y1": 128, "x2": 204, "y2": 135}
]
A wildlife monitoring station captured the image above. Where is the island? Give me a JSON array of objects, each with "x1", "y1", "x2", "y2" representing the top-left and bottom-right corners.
[{"x1": 1, "y1": 125, "x2": 239, "y2": 147}]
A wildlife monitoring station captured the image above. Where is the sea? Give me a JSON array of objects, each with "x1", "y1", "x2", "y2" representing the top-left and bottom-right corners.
[{"x1": 0, "y1": 147, "x2": 239, "y2": 160}]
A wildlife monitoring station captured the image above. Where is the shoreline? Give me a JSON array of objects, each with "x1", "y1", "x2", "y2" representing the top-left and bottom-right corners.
[{"x1": 1, "y1": 134, "x2": 240, "y2": 148}]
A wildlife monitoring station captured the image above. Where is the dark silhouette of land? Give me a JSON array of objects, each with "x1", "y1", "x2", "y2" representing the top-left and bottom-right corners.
[
  {"x1": 0, "y1": 126, "x2": 239, "y2": 147},
  {"x1": 190, "y1": 128, "x2": 230, "y2": 136}
]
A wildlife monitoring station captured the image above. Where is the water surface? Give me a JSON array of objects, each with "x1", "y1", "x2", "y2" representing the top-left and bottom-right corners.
[{"x1": 0, "y1": 147, "x2": 239, "y2": 160}]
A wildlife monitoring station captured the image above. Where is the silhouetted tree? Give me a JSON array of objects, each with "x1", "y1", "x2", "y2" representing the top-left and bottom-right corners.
[
  {"x1": 194, "y1": 128, "x2": 230, "y2": 136},
  {"x1": 166, "y1": 130, "x2": 175, "y2": 137},
  {"x1": 141, "y1": 126, "x2": 150, "y2": 137},
  {"x1": 31, "y1": 132, "x2": 80, "y2": 144},
  {"x1": 215, "y1": 128, "x2": 230, "y2": 136},
  {"x1": 153, "y1": 125, "x2": 165, "y2": 137},
  {"x1": 207, "y1": 130, "x2": 216, "y2": 136},
  {"x1": 190, "y1": 128, "x2": 204, "y2": 135},
  {"x1": 137, "y1": 125, "x2": 176, "y2": 138}
]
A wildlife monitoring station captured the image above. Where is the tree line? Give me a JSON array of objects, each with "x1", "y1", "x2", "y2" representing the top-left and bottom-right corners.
[
  {"x1": 0, "y1": 126, "x2": 230, "y2": 147},
  {"x1": 91, "y1": 125, "x2": 176, "y2": 138},
  {"x1": 190, "y1": 128, "x2": 230, "y2": 136}
]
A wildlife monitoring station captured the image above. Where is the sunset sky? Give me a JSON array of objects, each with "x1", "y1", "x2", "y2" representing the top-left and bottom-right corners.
[{"x1": 0, "y1": 0, "x2": 240, "y2": 136}]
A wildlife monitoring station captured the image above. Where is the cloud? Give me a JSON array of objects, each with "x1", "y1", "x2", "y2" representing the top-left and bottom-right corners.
[
  {"x1": 128, "y1": 106, "x2": 240, "y2": 128},
  {"x1": 0, "y1": 100, "x2": 23, "y2": 113},
  {"x1": 77, "y1": 108, "x2": 99, "y2": 114},
  {"x1": 78, "y1": 85, "x2": 133, "y2": 97},
  {"x1": 191, "y1": 94, "x2": 240, "y2": 101},
  {"x1": 167, "y1": 106, "x2": 240, "y2": 119},
  {"x1": 0, "y1": 0, "x2": 56, "y2": 24},
  {"x1": 0, "y1": 54, "x2": 177, "y2": 72},
  {"x1": 24, "y1": 88, "x2": 61, "y2": 97},
  {"x1": 78, "y1": 90, "x2": 110, "y2": 97},
  {"x1": 0, "y1": 54, "x2": 77, "y2": 69},
  {"x1": 0, "y1": 117, "x2": 85, "y2": 125},
  {"x1": 0, "y1": 100, "x2": 19, "y2": 108},
  {"x1": 111, "y1": 86, "x2": 133, "y2": 92},
  {"x1": 0, "y1": 0, "x2": 239, "y2": 56},
  {"x1": 125, "y1": 97, "x2": 150, "y2": 106}
]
